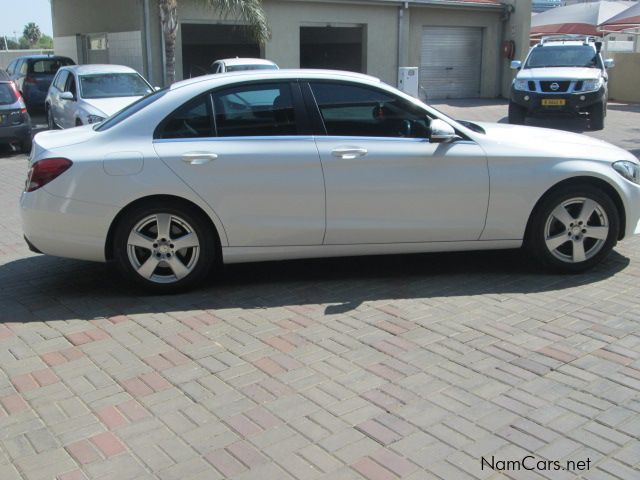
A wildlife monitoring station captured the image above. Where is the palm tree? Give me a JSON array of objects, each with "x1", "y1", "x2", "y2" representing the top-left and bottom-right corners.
[
  {"x1": 159, "y1": 0, "x2": 270, "y2": 85},
  {"x1": 23, "y1": 22, "x2": 42, "y2": 49}
]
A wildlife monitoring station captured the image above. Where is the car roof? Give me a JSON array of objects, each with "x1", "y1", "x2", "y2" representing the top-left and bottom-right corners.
[
  {"x1": 219, "y1": 58, "x2": 277, "y2": 66},
  {"x1": 60, "y1": 64, "x2": 140, "y2": 75},
  {"x1": 14, "y1": 54, "x2": 73, "y2": 61},
  {"x1": 171, "y1": 69, "x2": 380, "y2": 90}
]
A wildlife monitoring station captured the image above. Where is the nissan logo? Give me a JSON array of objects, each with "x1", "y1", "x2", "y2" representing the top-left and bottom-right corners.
[{"x1": 550, "y1": 82, "x2": 560, "y2": 91}]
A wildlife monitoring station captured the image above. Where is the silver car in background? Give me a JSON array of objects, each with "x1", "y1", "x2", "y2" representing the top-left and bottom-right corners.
[
  {"x1": 210, "y1": 58, "x2": 279, "y2": 74},
  {"x1": 45, "y1": 64, "x2": 153, "y2": 129}
]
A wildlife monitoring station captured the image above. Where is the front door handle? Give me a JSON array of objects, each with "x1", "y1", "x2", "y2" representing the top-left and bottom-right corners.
[
  {"x1": 181, "y1": 152, "x2": 218, "y2": 165},
  {"x1": 332, "y1": 147, "x2": 368, "y2": 160}
]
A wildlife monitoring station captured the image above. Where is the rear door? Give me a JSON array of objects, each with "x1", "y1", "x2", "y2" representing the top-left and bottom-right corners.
[{"x1": 153, "y1": 81, "x2": 326, "y2": 247}]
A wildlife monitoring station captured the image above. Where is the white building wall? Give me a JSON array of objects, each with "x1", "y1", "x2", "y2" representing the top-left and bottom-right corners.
[
  {"x1": 107, "y1": 30, "x2": 144, "y2": 74},
  {"x1": 53, "y1": 35, "x2": 81, "y2": 63}
]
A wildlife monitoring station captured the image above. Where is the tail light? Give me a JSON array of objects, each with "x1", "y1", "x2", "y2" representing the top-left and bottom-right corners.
[
  {"x1": 25, "y1": 158, "x2": 73, "y2": 192},
  {"x1": 9, "y1": 81, "x2": 22, "y2": 100}
]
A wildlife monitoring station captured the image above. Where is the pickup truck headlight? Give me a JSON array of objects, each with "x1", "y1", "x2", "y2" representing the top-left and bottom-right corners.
[
  {"x1": 513, "y1": 79, "x2": 528, "y2": 91},
  {"x1": 613, "y1": 161, "x2": 640, "y2": 185},
  {"x1": 581, "y1": 78, "x2": 603, "y2": 92},
  {"x1": 87, "y1": 115, "x2": 105, "y2": 124}
]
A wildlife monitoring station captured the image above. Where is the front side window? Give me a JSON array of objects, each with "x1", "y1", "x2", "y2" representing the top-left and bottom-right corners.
[
  {"x1": 309, "y1": 82, "x2": 430, "y2": 138},
  {"x1": 157, "y1": 95, "x2": 214, "y2": 139},
  {"x1": 79, "y1": 73, "x2": 153, "y2": 99},
  {"x1": 53, "y1": 70, "x2": 69, "y2": 90},
  {"x1": 213, "y1": 82, "x2": 297, "y2": 137},
  {"x1": 65, "y1": 74, "x2": 77, "y2": 96}
]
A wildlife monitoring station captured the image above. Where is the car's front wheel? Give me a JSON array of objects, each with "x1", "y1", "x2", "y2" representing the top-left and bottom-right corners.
[
  {"x1": 113, "y1": 202, "x2": 217, "y2": 292},
  {"x1": 527, "y1": 185, "x2": 619, "y2": 272},
  {"x1": 589, "y1": 101, "x2": 605, "y2": 130},
  {"x1": 508, "y1": 101, "x2": 526, "y2": 125}
]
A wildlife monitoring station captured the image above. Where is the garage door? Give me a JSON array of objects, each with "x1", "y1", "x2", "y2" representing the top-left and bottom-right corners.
[{"x1": 420, "y1": 26, "x2": 483, "y2": 100}]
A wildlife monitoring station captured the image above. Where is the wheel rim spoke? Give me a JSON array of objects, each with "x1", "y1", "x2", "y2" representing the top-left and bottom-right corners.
[
  {"x1": 128, "y1": 231, "x2": 155, "y2": 250},
  {"x1": 167, "y1": 256, "x2": 190, "y2": 280},
  {"x1": 572, "y1": 240, "x2": 586, "y2": 262},
  {"x1": 551, "y1": 205, "x2": 574, "y2": 228},
  {"x1": 578, "y1": 199, "x2": 598, "y2": 224},
  {"x1": 137, "y1": 256, "x2": 160, "y2": 279},
  {"x1": 545, "y1": 233, "x2": 570, "y2": 252},
  {"x1": 172, "y1": 233, "x2": 199, "y2": 251},
  {"x1": 584, "y1": 226, "x2": 608, "y2": 240},
  {"x1": 155, "y1": 214, "x2": 172, "y2": 239}
]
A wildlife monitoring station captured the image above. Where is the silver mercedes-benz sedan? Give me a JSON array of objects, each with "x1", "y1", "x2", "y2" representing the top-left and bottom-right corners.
[{"x1": 21, "y1": 69, "x2": 640, "y2": 292}]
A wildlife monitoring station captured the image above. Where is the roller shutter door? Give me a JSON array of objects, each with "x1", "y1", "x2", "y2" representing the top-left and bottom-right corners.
[{"x1": 420, "y1": 26, "x2": 483, "y2": 99}]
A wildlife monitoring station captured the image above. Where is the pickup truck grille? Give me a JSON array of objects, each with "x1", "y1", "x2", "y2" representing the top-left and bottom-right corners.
[{"x1": 540, "y1": 81, "x2": 571, "y2": 93}]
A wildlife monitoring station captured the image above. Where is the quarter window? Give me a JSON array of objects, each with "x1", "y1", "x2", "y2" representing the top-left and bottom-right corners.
[
  {"x1": 213, "y1": 82, "x2": 297, "y2": 137},
  {"x1": 157, "y1": 95, "x2": 214, "y2": 139},
  {"x1": 309, "y1": 82, "x2": 430, "y2": 138}
]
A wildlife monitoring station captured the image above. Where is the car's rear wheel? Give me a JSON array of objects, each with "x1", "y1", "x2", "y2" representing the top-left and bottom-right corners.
[
  {"x1": 589, "y1": 101, "x2": 605, "y2": 130},
  {"x1": 113, "y1": 202, "x2": 217, "y2": 292},
  {"x1": 527, "y1": 185, "x2": 619, "y2": 272},
  {"x1": 508, "y1": 101, "x2": 526, "y2": 125},
  {"x1": 21, "y1": 136, "x2": 32, "y2": 154}
]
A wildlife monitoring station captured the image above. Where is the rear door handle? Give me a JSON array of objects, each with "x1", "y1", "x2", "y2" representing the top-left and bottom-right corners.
[
  {"x1": 181, "y1": 152, "x2": 218, "y2": 165},
  {"x1": 332, "y1": 148, "x2": 368, "y2": 160}
]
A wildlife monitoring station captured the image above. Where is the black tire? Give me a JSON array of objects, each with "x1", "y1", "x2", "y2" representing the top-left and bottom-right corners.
[
  {"x1": 75, "y1": 119, "x2": 83, "y2": 127},
  {"x1": 21, "y1": 136, "x2": 32, "y2": 154},
  {"x1": 589, "y1": 101, "x2": 605, "y2": 130},
  {"x1": 113, "y1": 201, "x2": 217, "y2": 293},
  {"x1": 526, "y1": 184, "x2": 619, "y2": 273},
  {"x1": 47, "y1": 107, "x2": 57, "y2": 130},
  {"x1": 508, "y1": 101, "x2": 526, "y2": 125}
]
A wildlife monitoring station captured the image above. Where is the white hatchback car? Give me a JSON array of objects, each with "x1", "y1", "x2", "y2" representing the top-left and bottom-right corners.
[
  {"x1": 45, "y1": 64, "x2": 154, "y2": 129},
  {"x1": 21, "y1": 70, "x2": 640, "y2": 292}
]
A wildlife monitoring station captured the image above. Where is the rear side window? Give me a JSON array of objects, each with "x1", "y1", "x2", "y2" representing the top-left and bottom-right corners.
[
  {"x1": 213, "y1": 82, "x2": 297, "y2": 137},
  {"x1": 0, "y1": 83, "x2": 18, "y2": 105},
  {"x1": 309, "y1": 82, "x2": 430, "y2": 138},
  {"x1": 157, "y1": 95, "x2": 214, "y2": 139}
]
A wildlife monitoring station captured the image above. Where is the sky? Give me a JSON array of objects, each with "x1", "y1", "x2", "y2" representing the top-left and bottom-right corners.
[{"x1": 0, "y1": 0, "x2": 53, "y2": 40}]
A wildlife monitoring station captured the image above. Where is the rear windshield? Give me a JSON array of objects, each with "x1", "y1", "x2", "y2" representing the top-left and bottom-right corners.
[
  {"x1": 225, "y1": 64, "x2": 278, "y2": 72},
  {"x1": 95, "y1": 88, "x2": 168, "y2": 131},
  {"x1": 525, "y1": 45, "x2": 602, "y2": 69},
  {"x1": 0, "y1": 83, "x2": 18, "y2": 105},
  {"x1": 29, "y1": 58, "x2": 74, "y2": 75},
  {"x1": 80, "y1": 73, "x2": 153, "y2": 99}
]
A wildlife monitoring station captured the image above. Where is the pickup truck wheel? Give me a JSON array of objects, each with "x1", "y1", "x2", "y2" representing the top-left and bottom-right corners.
[
  {"x1": 589, "y1": 101, "x2": 605, "y2": 130},
  {"x1": 508, "y1": 101, "x2": 526, "y2": 125}
]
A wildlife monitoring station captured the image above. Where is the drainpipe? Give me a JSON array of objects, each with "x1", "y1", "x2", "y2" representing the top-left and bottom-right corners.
[
  {"x1": 143, "y1": 0, "x2": 154, "y2": 85},
  {"x1": 397, "y1": 1, "x2": 408, "y2": 84}
]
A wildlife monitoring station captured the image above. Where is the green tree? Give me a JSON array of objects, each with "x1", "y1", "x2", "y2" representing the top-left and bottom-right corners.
[
  {"x1": 37, "y1": 34, "x2": 54, "y2": 49},
  {"x1": 23, "y1": 22, "x2": 42, "y2": 48},
  {"x1": 158, "y1": 0, "x2": 270, "y2": 85}
]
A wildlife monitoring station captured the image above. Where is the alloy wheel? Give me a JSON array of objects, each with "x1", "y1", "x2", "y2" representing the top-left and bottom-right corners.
[
  {"x1": 126, "y1": 213, "x2": 200, "y2": 284},
  {"x1": 543, "y1": 197, "x2": 609, "y2": 264}
]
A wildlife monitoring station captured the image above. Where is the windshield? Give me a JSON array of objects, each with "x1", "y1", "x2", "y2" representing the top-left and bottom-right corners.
[
  {"x1": 225, "y1": 64, "x2": 278, "y2": 72},
  {"x1": 80, "y1": 73, "x2": 153, "y2": 99},
  {"x1": 0, "y1": 83, "x2": 18, "y2": 105},
  {"x1": 95, "y1": 88, "x2": 167, "y2": 131},
  {"x1": 525, "y1": 45, "x2": 602, "y2": 69}
]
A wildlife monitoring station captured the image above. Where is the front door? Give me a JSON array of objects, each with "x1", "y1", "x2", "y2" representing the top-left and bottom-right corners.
[
  {"x1": 307, "y1": 81, "x2": 489, "y2": 245},
  {"x1": 153, "y1": 81, "x2": 325, "y2": 247}
]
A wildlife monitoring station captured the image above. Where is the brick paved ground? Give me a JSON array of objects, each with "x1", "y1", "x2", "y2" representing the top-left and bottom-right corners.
[{"x1": 0, "y1": 103, "x2": 639, "y2": 480}]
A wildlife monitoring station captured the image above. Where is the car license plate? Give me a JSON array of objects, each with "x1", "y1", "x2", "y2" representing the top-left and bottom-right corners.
[{"x1": 542, "y1": 99, "x2": 566, "y2": 106}]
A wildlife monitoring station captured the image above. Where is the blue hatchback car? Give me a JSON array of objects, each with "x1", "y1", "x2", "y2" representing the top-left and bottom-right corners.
[{"x1": 5, "y1": 55, "x2": 75, "y2": 111}]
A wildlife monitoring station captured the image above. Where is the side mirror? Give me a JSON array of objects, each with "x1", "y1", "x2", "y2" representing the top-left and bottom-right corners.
[
  {"x1": 430, "y1": 119, "x2": 457, "y2": 143},
  {"x1": 60, "y1": 91, "x2": 75, "y2": 101},
  {"x1": 510, "y1": 60, "x2": 522, "y2": 70},
  {"x1": 604, "y1": 58, "x2": 615, "y2": 69}
]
